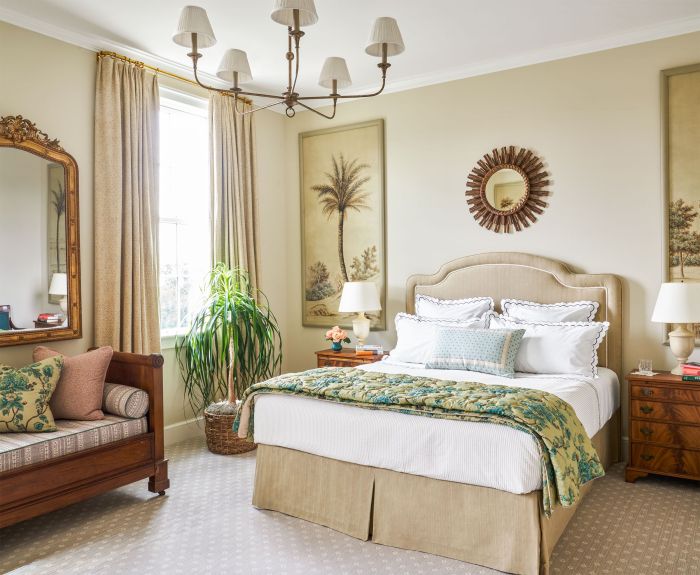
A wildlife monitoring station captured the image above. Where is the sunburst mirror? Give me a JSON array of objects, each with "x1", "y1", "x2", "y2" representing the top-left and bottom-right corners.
[{"x1": 466, "y1": 146, "x2": 550, "y2": 233}]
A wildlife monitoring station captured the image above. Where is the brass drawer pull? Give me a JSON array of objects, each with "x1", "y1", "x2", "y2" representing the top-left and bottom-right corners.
[
  {"x1": 640, "y1": 427, "x2": 653, "y2": 437},
  {"x1": 640, "y1": 405, "x2": 654, "y2": 414},
  {"x1": 640, "y1": 454, "x2": 655, "y2": 462},
  {"x1": 641, "y1": 388, "x2": 654, "y2": 397}
]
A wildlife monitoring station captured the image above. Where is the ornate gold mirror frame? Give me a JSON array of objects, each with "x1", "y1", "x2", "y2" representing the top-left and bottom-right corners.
[
  {"x1": 466, "y1": 146, "x2": 550, "y2": 233},
  {"x1": 0, "y1": 116, "x2": 82, "y2": 347}
]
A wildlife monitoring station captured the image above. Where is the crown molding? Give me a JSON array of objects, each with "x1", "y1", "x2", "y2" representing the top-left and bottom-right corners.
[{"x1": 2, "y1": 5, "x2": 700, "y2": 115}]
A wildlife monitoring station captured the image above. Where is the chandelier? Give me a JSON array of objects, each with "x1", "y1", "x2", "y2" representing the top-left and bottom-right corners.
[{"x1": 173, "y1": 1, "x2": 405, "y2": 119}]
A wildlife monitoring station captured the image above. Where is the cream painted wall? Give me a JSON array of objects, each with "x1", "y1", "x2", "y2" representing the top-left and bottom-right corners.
[
  {"x1": 281, "y1": 31, "x2": 700, "y2": 450},
  {"x1": 0, "y1": 22, "x2": 288, "y2": 444}
]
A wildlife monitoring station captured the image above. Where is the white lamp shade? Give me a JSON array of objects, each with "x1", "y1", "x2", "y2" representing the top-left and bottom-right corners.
[
  {"x1": 651, "y1": 282, "x2": 700, "y2": 323},
  {"x1": 173, "y1": 5, "x2": 217, "y2": 49},
  {"x1": 217, "y1": 49, "x2": 253, "y2": 83},
  {"x1": 318, "y1": 57, "x2": 352, "y2": 90},
  {"x1": 338, "y1": 282, "x2": 381, "y2": 313},
  {"x1": 49, "y1": 273, "x2": 68, "y2": 297},
  {"x1": 365, "y1": 17, "x2": 405, "y2": 57},
  {"x1": 270, "y1": 0, "x2": 318, "y2": 27}
]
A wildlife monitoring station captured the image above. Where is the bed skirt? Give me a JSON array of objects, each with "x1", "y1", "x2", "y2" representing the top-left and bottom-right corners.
[{"x1": 252, "y1": 408, "x2": 620, "y2": 575}]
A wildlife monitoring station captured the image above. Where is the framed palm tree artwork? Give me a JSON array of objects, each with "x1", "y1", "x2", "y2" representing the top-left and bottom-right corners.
[
  {"x1": 300, "y1": 119, "x2": 386, "y2": 330},
  {"x1": 47, "y1": 163, "x2": 67, "y2": 305}
]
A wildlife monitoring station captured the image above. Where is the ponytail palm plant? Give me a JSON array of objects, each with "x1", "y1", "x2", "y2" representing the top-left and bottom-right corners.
[{"x1": 177, "y1": 264, "x2": 282, "y2": 417}]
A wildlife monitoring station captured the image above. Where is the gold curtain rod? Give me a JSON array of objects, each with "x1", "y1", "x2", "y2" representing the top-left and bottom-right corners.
[{"x1": 96, "y1": 51, "x2": 253, "y2": 105}]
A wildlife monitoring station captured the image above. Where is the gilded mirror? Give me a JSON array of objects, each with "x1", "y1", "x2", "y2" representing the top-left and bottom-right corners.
[
  {"x1": 466, "y1": 146, "x2": 550, "y2": 233},
  {"x1": 0, "y1": 116, "x2": 81, "y2": 346}
]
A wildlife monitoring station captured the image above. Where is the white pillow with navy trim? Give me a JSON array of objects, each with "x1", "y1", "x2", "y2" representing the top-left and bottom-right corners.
[
  {"x1": 501, "y1": 299, "x2": 599, "y2": 323},
  {"x1": 488, "y1": 313, "x2": 609, "y2": 377},
  {"x1": 390, "y1": 313, "x2": 488, "y2": 365},
  {"x1": 415, "y1": 295, "x2": 494, "y2": 321}
]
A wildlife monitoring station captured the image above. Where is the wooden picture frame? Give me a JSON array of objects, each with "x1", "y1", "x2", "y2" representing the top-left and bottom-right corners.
[
  {"x1": 662, "y1": 64, "x2": 700, "y2": 343},
  {"x1": 299, "y1": 119, "x2": 386, "y2": 330}
]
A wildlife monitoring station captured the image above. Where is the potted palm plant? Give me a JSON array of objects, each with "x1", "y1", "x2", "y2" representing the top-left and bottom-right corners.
[{"x1": 177, "y1": 264, "x2": 282, "y2": 455}]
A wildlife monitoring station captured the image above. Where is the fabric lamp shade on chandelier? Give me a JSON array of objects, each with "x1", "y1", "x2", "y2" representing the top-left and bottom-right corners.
[{"x1": 173, "y1": 1, "x2": 405, "y2": 119}]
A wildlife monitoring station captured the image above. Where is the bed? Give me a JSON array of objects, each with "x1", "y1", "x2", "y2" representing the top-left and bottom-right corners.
[{"x1": 249, "y1": 252, "x2": 622, "y2": 575}]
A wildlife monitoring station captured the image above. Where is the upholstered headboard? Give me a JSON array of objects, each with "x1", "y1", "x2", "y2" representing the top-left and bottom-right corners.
[{"x1": 406, "y1": 252, "x2": 623, "y2": 378}]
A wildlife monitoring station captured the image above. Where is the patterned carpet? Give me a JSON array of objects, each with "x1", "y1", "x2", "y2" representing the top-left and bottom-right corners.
[{"x1": 1, "y1": 437, "x2": 698, "y2": 575}]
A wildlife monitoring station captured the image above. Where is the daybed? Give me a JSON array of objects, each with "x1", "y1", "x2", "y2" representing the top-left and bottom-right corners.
[{"x1": 0, "y1": 351, "x2": 169, "y2": 528}]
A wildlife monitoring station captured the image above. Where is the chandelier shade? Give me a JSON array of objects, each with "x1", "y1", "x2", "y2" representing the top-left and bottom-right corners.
[
  {"x1": 318, "y1": 57, "x2": 352, "y2": 90},
  {"x1": 217, "y1": 49, "x2": 253, "y2": 83},
  {"x1": 366, "y1": 17, "x2": 405, "y2": 57},
  {"x1": 172, "y1": 5, "x2": 217, "y2": 48},
  {"x1": 270, "y1": 0, "x2": 319, "y2": 27}
]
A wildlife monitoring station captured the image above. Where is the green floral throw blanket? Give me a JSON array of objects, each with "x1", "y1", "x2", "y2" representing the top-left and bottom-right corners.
[{"x1": 234, "y1": 367, "x2": 604, "y2": 516}]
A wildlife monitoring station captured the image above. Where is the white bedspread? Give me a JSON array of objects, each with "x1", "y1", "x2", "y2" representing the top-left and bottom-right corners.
[{"x1": 252, "y1": 360, "x2": 619, "y2": 494}]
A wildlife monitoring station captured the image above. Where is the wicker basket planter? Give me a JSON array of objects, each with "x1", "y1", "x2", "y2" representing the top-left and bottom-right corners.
[{"x1": 204, "y1": 409, "x2": 256, "y2": 455}]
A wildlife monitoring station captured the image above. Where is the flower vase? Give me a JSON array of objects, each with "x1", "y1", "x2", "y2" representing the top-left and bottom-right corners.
[{"x1": 331, "y1": 341, "x2": 342, "y2": 352}]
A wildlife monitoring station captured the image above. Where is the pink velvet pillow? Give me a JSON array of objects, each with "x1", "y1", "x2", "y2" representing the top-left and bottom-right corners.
[{"x1": 32, "y1": 346, "x2": 113, "y2": 420}]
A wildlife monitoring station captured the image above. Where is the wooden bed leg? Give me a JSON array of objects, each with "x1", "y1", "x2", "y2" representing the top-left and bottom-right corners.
[
  {"x1": 624, "y1": 468, "x2": 648, "y2": 483},
  {"x1": 149, "y1": 459, "x2": 170, "y2": 495}
]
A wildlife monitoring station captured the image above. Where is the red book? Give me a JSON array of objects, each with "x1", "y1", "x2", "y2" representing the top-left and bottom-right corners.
[{"x1": 682, "y1": 366, "x2": 700, "y2": 375}]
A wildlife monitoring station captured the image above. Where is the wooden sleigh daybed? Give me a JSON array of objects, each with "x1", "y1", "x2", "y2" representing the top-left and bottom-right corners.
[{"x1": 0, "y1": 351, "x2": 170, "y2": 528}]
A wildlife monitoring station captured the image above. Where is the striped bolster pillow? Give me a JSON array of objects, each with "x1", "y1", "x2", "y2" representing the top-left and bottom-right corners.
[{"x1": 102, "y1": 383, "x2": 149, "y2": 418}]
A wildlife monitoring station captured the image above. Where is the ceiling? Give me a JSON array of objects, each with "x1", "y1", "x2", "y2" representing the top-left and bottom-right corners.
[{"x1": 2, "y1": 0, "x2": 700, "y2": 110}]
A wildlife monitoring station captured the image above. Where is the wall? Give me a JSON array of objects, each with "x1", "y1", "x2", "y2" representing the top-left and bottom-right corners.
[
  {"x1": 282, "y1": 31, "x2": 700, "y2": 450},
  {"x1": 0, "y1": 22, "x2": 288, "y2": 445}
]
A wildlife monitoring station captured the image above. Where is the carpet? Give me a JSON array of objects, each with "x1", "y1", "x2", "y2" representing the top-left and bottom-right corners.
[{"x1": 1, "y1": 437, "x2": 698, "y2": 574}]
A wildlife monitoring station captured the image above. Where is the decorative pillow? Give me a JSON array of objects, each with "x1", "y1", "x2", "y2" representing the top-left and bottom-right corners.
[
  {"x1": 0, "y1": 357, "x2": 63, "y2": 432},
  {"x1": 488, "y1": 314, "x2": 609, "y2": 377},
  {"x1": 415, "y1": 295, "x2": 494, "y2": 321},
  {"x1": 33, "y1": 346, "x2": 113, "y2": 420},
  {"x1": 103, "y1": 383, "x2": 149, "y2": 419},
  {"x1": 501, "y1": 299, "x2": 599, "y2": 323},
  {"x1": 390, "y1": 313, "x2": 488, "y2": 364},
  {"x1": 426, "y1": 327, "x2": 525, "y2": 377}
]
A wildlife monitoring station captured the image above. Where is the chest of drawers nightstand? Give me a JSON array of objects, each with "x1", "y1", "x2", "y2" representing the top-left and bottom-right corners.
[
  {"x1": 625, "y1": 371, "x2": 700, "y2": 483},
  {"x1": 316, "y1": 349, "x2": 387, "y2": 368}
]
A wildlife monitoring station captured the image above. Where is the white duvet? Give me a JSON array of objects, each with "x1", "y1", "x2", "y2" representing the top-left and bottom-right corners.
[{"x1": 252, "y1": 359, "x2": 619, "y2": 494}]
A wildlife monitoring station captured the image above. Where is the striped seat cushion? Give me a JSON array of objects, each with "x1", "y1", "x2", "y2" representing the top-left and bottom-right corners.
[{"x1": 0, "y1": 415, "x2": 147, "y2": 473}]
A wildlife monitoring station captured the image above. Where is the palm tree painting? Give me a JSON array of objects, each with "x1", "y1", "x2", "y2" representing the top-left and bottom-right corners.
[
  {"x1": 47, "y1": 164, "x2": 67, "y2": 304},
  {"x1": 300, "y1": 120, "x2": 385, "y2": 329}
]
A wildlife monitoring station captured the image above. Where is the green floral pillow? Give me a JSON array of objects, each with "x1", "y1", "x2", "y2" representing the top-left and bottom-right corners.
[{"x1": 0, "y1": 357, "x2": 63, "y2": 432}]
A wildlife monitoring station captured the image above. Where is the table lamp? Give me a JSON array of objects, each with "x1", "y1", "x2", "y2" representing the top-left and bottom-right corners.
[
  {"x1": 49, "y1": 272, "x2": 68, "y2": 314},
  {"x1": 651, "y1": 282, "x2": 700, "y2": 374},
  {"x1": 338, "y1": 281, "x2": 381, "y2": 346}
]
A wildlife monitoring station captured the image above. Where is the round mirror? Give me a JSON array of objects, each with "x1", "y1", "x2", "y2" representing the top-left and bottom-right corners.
[{"x1": 483, "y1": 168, "x2": 527, "y2": 212}]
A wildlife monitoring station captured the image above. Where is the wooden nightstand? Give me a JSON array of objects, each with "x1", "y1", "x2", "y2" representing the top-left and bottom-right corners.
[
  {"x1": 315, "y1": 349, "x2": 387, "y2": 368},
  {"x1": 625, "y1": 371, "x2": 700, "y2": 483}
]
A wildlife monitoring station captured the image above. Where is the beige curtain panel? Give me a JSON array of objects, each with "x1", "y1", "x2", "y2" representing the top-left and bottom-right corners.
[
  {"x1": 94, "y1": 56, "x2": 161, "y2": 354},
  {"x1": 209, "y1": 93, "x2": 260, "y2": 289}
]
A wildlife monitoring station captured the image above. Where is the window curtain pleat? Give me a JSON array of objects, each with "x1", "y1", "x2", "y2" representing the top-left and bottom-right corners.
[
  {"x1": 209, "y1": 93, "x2": 260, "y2": 290},
  {"x1": 94, "y1": 57, "x2": 161, "y2": 353}
]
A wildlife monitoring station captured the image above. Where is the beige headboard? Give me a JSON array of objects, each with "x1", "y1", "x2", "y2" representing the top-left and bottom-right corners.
[{"x1": 406, "y1": 252, "x2": 623, "y2": 379}]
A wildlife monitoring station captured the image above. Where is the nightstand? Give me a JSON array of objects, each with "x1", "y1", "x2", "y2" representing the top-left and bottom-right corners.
[
  {"x1": 625, "y1": 371, "x2": 700, "y2": 483},
  {"x1": 315, "y1": 349, "x2": 387, "y2": 368}
]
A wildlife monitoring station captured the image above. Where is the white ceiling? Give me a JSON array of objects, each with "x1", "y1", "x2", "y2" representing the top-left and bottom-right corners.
[{"x1": 2, "y1": 0, "x2": 700, "y2": 109}]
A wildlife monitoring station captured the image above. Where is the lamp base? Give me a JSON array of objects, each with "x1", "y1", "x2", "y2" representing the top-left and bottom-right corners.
[
  {"x1": 669, "y1": 325, "x2": 694, "y2": 375},
  {"x1": 352, "y1": 312, "x2": 370, "y2": 347}
]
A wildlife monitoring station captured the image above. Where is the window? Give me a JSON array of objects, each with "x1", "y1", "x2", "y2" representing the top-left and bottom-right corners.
[{"x1": 159, "y1": 90, "x2": 211, "y2": 338}]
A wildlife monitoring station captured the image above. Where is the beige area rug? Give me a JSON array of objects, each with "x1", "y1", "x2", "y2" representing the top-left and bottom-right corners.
[{"x1": 1, "y1": 437, "x2": 698, "y2": 575}]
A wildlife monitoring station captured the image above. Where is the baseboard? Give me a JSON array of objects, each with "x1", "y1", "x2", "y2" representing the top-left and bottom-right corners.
[{"x1": 164, "y1": 417, "x2": 204, "y2": 447}]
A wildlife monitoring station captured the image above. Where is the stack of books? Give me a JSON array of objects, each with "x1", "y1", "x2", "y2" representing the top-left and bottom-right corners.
[
  {"x1": 37, "y1": 313, "x2": 63, "y2": 325},
  {"x1": 355, "y1": 344, "x2": 384, "y2": 357},
  {"x1": 681, "y1": 362, "x2": 700, "y2": 381}
]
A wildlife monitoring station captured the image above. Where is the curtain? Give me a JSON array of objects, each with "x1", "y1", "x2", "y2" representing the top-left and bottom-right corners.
[
  {"x1": 209, "y1": 93, "x2": 260, "y2": 289},
  {"x1": 94, "y1": 56, "x2": 161, "y2": 353}
]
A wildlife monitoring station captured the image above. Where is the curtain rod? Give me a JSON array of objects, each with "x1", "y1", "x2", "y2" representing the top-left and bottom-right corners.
[{"x1": 96, "y1": 51, "x2": 253, "y2": 105}]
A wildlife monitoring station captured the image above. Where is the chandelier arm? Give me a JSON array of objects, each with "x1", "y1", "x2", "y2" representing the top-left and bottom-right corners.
[
  {"x1": 233, "y1": 95, "x2": 287, "y2": 115},
  {"x1": 192, "y1": 60, "x2": 286, "y2": 100},
  {"x1": 290, "y1": 35, "x2": 301, "y2": 95},
  {"x1": 296, "y1": 99, "x2": 338, "y2": 120},
  {"x1": 297, "y1": 75, "x2": 387, "y2": 101}
]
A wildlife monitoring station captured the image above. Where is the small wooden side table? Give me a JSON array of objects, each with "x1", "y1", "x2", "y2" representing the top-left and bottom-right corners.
[
  {"x1": 316, "y1": 348, "x2": 387, "y2": 368},
  {"x1": 625, "y1": 370, "x2": 700, "y2": 483}
]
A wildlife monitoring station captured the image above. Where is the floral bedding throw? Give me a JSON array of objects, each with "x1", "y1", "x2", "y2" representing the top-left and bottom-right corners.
[{"x1": 234, "y1": 367, "x2": 604, "y2": 516}]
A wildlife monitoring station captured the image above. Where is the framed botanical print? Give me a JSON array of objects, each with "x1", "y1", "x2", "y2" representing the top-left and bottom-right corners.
[
  {"x1": 663, "y1": 63, "x2": 700, "y2": 342},
  {"x1": 300, "y1": 119, "x2": 386, "y2": 329}
]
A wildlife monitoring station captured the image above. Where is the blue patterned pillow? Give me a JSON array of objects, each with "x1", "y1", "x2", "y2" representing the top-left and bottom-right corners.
[{"x1": 426, "y1": 327, "x2": 525, "y2": 378}]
